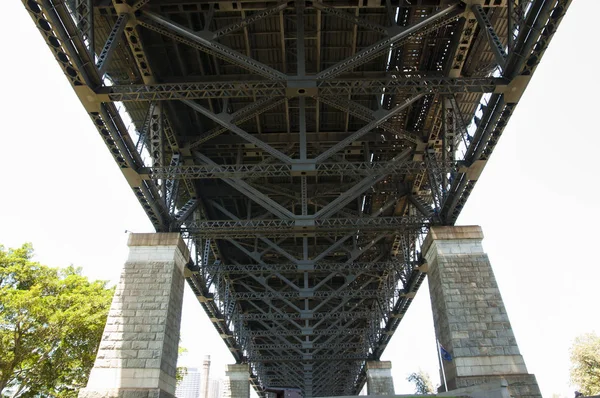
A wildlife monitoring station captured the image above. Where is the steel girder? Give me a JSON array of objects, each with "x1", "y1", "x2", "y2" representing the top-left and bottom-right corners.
[
  {"x1": 99, "y1": 76, "x2": 505, "y2": 101},
  {"x1": 441, "y1": 0, "x2": 572, "y2": 224},
  {"x1": 139, "y1": 160, "x2": 439, "y2": 179},
  {"x1": 182, "y1": 216, "x2": 429, "y2": 238},
  {"x1": 21, "y1": 0, "x2": 175, "y2": 232},
  {"x1": 205, "y1": 261, "x2": 413, "y2": 274},
  {"x1": 21, "y1": 0, "x2": 572, "y2": 395}
]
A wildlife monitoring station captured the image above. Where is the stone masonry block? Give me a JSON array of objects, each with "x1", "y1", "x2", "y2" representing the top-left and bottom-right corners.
[
  {"x1": 366, "y1": 361, "x2": 395, "y2": 395},
  {"x1": 223, "y1": 364, "x2": 250, "y2": 398},
  {"x1": 425, "y1": 226, "x2": 540, "y2": 398},
  {"x1": 79, "y1": 233, "x2": 189, "y2": 398},
  {"x1": 78, "y1": 388, "x2": 175, "y2": 398}
]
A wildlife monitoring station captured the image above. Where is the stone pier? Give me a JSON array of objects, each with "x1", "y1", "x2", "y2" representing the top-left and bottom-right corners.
[
  {"x1": 79, "y1": 233, "x2": 189, "y2": 398},
  {"x1": 423, "y1": 226, "x2": 541, "y2": 398},
  {"x1": 223, "y1": 364, "x2": 250, "y2": 398},
  {"x1": 366, "y1": 361, "x2": 395, "y2": 395}
]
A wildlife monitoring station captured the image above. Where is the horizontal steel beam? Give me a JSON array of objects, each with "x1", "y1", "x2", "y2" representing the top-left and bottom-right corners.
[
  {"x1": 238, "y1": 310, "x2": 374, "y2": 321},
  {"x1": 99, "y1": 76, "x2": 505, "y2": 100},
  {"x1": 250, "y1": 342, "x2": 367, "y2": 351},
  {"x1": 140, "y1": 159, "x2": 440, "y2": 179},
  {"x1": 182, "y1": 216, "x2": 429, "y2": 238},
  {"x1": 205, "y1": 261, "x2": 410, "y2": 274},
  {"x1": 211, "y1": 0, "x2": 289, "y2": 39},
  {"x1": 247, "y1": 328, "x2": 370, "y2": 337},
  {"x1": 247, "y1": 354, "x2": 370, "y2": 362},
  {"x1": 230, "y1": 288, "x2": 400, "y2": 300}
]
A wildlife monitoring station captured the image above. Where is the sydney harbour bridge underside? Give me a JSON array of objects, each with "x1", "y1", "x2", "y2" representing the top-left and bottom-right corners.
[{"x1": 22, "y1": 0, "x2": 569, "y2": 396}]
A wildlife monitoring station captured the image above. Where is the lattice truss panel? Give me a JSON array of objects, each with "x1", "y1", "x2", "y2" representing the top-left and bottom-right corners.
[{"x1": 22, "y1": 0, "x2": 570, "y2": 395}]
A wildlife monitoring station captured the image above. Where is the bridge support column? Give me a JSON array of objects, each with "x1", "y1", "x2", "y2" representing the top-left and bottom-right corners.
[
  {"x1": 79, "y1": 233, "x2": 189, "y2": 398},
  {"x1": 423, "y1": 226, "x2": 541, "y2": 398},
  {"x1": 366, "y1": 361, "x2": 395, "y2": 395},
  {"x1": 223, "y1": 364, "x2": 250, "y2": 398}
]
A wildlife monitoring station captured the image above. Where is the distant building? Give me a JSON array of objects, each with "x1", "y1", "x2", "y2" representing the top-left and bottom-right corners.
[
  {"x1": 176, "y1": 367, "x2": 201, "y2": 398},
  {"x1": 208, "y1": 377, "x2": 222, "y2": 398}
]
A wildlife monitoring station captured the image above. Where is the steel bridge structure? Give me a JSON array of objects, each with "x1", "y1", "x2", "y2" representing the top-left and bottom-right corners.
[{"x1": 22, "y1": 0, "x2": 569, "y2": 396}]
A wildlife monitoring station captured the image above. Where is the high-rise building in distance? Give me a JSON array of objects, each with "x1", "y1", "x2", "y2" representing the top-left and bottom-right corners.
[{"x1": 176, "y1": 367, "x2": 201, "y2": 398}]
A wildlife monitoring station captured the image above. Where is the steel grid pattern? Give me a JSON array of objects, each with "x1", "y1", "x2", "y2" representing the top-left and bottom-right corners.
[{"x1": 21, "y1": 0, "x2": 571, "y2": 396}]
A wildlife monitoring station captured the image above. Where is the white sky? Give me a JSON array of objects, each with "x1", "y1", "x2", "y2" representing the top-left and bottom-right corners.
[{"x1": 0, "y1": 1, "x2": 598, "y2": 397}]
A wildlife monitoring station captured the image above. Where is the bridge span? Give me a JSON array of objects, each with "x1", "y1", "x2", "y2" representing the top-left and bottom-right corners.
[{"x1": 21, "y1": 0, "x2": 569, "y2": 397}]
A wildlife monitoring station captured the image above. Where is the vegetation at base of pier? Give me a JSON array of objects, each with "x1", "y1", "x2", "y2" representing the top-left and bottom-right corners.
[
  {"x1": 407, "y1": 370, "x2": 435, "y2": 394},
  {"x1": 0, "y1": 244, "x2": 114, "y2": 398},
  {"x1": 177, "y1": 345, "x2": 188, "y2": 386},
  {"x1": 570, "y1": 332, "x2": 600, "y2": 396}
]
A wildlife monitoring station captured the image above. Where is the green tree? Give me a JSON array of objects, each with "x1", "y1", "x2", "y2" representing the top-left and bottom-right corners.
[
  {"x1": 177, "y1": 345, "x2": 188, "y2": 386},
  {"x1": 0, "y1": 244, "x2": 114, "y2": 397},
  {"x1": 570, "y1": 332, "x2": 600, "y2": 396},
  {"x1": 407, "y1": 370, "x2": 435, "y2": 394}
]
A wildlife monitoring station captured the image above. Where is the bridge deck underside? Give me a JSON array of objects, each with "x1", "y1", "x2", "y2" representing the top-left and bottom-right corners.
[{"x1": 22, "y1": 0, "x2": 569, "y2": 395}]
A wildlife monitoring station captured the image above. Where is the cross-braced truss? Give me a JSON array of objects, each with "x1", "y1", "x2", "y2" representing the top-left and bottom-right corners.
[{"x1": 22, "y1": 0, "x2": 570, "y2": 395}]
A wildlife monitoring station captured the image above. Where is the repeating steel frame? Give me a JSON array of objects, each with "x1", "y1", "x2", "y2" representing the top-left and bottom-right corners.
[{"x1": 21, "y1": 0, "x2": 571, "y2": 396}]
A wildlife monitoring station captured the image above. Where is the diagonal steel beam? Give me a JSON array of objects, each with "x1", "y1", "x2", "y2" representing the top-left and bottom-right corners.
[
  {"x1": 315, "y1": 3, "x2": 461, "y2": 80},
  {"x1": 182, "y1": 99, "x2": 292, "y2": 163},
  {"x1": 314, "y1": 148, "x2": 412, "y2": 219},
  {"x1": 472, "y1": 5, "x2": 508, "y2": 71},
  {"x1": 230, "y1": 268, "x2": 303, "y2": 313},
  {"x1": 196, "y1": 153, "x2": 295, "y2": 220},
  {"x1": 212, "y1": 0, "x2": 290, "y2": 39},
  {"x1": 165, "y1": 152, "x2": 181, "y2": 212},
  {"x1": 140, "y1": 11, "x2": 288, "y2": 80},
  {"x1": 189, "y1": 97, "x2": 285, "y2": 149},
  {"x1": 239, "y1": 282, "x2": 304, "y2": 327},
  {"x1": 209, "y1": 200, "x2": 300, "y2": 263},
  {"x1": 96, "y1": 14, "x2": 128, "y2": 77},
  {"x1": 317, "y1": 95, "x2": 422, "y2": 144},
  {"x1": 314, "y1": 95, "x2": 423, "y2": 163},
  {"x1": 312, "y1": 1, "x2": 388, "y2": 35},
  {"x1": 312, "y1": 277, "x2": 378, "y2": 315},
  {"x1": 171, "y1": 198, "x2": 199, "y2": 229}
]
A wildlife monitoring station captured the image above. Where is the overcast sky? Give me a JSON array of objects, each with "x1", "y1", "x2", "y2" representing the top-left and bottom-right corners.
[{"x1": 0, "y1": 1, "x2": 598, "y2": 397}]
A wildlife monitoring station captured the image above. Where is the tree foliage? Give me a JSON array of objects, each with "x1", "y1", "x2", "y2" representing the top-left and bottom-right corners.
[
  {"x1": 407, "y1": 370, "x2": 435, "y2": 394},
  {"x1": 570, "y1": 332, "x2": 600, "y2": 396},
  {"x1": 176, "y1": 345, "x2": 188, "y2": 386},
  {"x1": 0, "y1": 244, "x2": 114, "y2": 397}
]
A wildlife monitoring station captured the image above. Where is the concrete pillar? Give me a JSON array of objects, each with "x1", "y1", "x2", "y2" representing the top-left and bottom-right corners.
[
  {"x1": 366, "y1": 361, "x2": 395, "y2": 395},
  {"x1": 79, "y1": 233, "x2": 189, "y2": 398},
  {"x1": 223, "y1": 364, "x2": 250, "y2": 398},
  {"x1": 423, "y1": 226, "x2": 541, "y2": 398}
]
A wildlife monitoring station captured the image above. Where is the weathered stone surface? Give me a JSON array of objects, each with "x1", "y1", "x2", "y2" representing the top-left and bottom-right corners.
[
  {"x1": 79, "y1": 233, "x2": 189, "y2": 398},
  {"x1": 425, "y1": 226, "x2": 540, "y2": 398},
  {"x1": 455, "y1": 374, "x2": 541, "y2": 398},
  {"x1": 78, "y1": 388, "x2": 175, "y2": 398},
  {"x1": 366, "y1": 361, "x2": 395, "y2": 395},
  {"x1": 223, "y1": 364, "x2": 250, "y2": 398}
]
